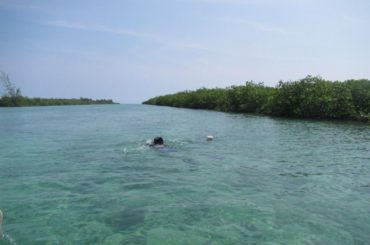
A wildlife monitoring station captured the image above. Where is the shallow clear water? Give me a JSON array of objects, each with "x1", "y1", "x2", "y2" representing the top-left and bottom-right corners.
[{"x1": 0, "y1": 105, "x2": 369, "y2": 245}]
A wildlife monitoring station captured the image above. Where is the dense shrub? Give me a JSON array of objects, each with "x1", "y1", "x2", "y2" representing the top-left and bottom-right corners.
[
  {"x1": 1, "y1": 72, "x2": 115, "y2": 107},
  {"x1": 0, "y1": 96, "x2": 115, "y2": 107},
  {"x1": 143, "y1": 76, "x2": 370, "y2": 122}
]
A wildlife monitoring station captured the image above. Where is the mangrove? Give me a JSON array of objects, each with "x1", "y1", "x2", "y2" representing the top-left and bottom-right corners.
[
  {"x1": 143, "y1": 76, "x2": 370, "y2": 122},
  {"x1": 0, "y1": 71, "x2": 116, "y2": 107}
]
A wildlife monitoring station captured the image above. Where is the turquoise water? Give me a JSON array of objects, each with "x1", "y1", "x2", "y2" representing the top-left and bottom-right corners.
[{"x1": 0, "y1": 105, "x2": 369, "y2": 245}]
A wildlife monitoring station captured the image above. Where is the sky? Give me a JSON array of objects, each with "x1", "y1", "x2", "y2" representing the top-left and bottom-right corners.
[{"x1": 0, "y1": 0, "x2": 369, "y2": 103}]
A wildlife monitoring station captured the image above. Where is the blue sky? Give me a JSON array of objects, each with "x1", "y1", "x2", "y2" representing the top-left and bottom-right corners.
[{"x1": 0, "y1": 0, "x2": 369, "y2": 103}]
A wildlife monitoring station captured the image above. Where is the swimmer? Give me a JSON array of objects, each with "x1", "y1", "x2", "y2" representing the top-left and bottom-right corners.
[{"x1": 148, "y1": 137, "x2": 166, "y2": 148}]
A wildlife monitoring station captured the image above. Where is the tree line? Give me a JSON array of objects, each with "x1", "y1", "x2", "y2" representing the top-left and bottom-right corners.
[
  {"x1": 0, "y1": 72, "x2": 115, "y2": 107},
  {"x1": 143, "y1": 76, "x2": 370, "y2": 122},
  {"x1": 0, "y1": 96, "x2": 115, "y2": 107}
]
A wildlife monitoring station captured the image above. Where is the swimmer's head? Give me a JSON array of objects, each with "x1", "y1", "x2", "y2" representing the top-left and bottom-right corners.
[{"x1": 153, "y1": 137, "x2": 164, "y2": 145}]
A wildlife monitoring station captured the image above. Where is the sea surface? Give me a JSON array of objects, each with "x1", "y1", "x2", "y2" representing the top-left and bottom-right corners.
[{"x1": 0, "y1": 105, "x2": 369, "y2": 245}]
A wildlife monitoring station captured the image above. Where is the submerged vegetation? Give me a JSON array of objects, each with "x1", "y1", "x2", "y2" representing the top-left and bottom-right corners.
[
  {"x1": 0, "y1": 72, "x2": 115, "y2": 107},
  {"x1": 143, "y1": 76, "x2": 370, "y2": 122}
]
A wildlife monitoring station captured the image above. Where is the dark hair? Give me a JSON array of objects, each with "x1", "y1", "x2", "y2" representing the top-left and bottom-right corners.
[{"x1": 153, "y1": 137, "x2": 164, "y2": 145}]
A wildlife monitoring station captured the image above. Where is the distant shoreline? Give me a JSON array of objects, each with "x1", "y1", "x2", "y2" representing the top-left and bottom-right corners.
[
  {"x1": 143, "y1": 76, "x2": 370, "y2": 122},
  {"x1": 0, "y1": 97, "x2": 117, "y2": 107}
]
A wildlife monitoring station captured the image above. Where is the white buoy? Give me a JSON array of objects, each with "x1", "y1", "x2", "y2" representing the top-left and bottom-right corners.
[{"x1": 206, "y1": 135, "x2": 214, "y2": 141}]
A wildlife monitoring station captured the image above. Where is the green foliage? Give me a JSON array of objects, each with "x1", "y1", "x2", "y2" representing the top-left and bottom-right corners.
[
  {"x1": 345, "y1": 79, "x2": 370, "y2": 120},
  {"x1": 270, "y1": 76, "x2": 355, "y2": 119},
  {"x1": 143, "y1": 76, "x2": 370, "y2": 122},
  {"x1": 0, "y1": 71, "x2": 116, "y2": 107},
  {"x1": 144, "y1": 88, "x2": 228, "y2": 111},
  {"x1": 0, "y1": 71, "x2": 23, "y2": 106},
  {"x1": 143, "y1": 82, "x2": 277, "y2": 113},
  {"x1": 0, "y1": 96, "x2": 115, "y2": 107}
]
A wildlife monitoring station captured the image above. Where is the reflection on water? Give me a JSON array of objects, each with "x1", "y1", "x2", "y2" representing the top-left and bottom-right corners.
[{"x1": 0, "y1": 105, "x2": 369, "y2": 244}]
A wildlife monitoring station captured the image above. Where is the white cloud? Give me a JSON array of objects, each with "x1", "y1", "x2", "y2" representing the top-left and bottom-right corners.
[
  {"x1": 0, "y1": 0, "x2": 43, "y2": 11},
  {"x1": 46, "y1": 20, "x2": 155, "y2": 39},
  {"x1": 45, "y1": 20, "x2": 212, "y2": 52},
  {"x1": 223, "y1": 17, "x2": 290, "y2": 35},
  {"x1": 342, "y1": 14, "x2": 369, "y2": 25},
  {"x1": 185, "y1": 0, "x2": 312, "y2": 6}
]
